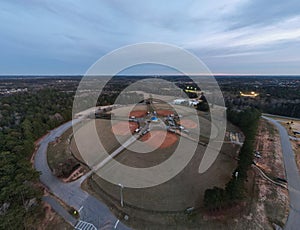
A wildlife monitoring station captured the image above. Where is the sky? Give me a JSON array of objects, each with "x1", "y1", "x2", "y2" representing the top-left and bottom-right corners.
[{"x1": 1, "y1": 0, "x2": 300, "y2": 75}]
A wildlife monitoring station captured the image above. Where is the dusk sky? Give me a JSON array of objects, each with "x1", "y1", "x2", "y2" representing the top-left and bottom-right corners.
[{"x1": 1, "y1": 0, "x2": 300, "y2": 75}]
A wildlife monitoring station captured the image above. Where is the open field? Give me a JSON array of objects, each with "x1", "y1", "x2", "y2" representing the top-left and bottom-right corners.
[
  {"x1": 67, "y1": 103, "x2": 240, "y2": 228},
  {"x1": 42, "y1": 104, "x2": 292, "y2": 228},
  {"x1": 49, "y1": 103, "x2": 242, "y2": 228}
]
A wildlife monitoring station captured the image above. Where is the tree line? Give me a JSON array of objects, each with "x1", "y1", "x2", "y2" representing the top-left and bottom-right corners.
[{"x1": 203, "y1": 108, "x2": 261, "y2": 211}]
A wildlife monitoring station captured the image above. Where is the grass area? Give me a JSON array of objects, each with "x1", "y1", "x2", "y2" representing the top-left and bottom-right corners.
[
  {"x1": 47, "y1": 127, "x2": 73, "y2": 171},
  {"x1": 47, "y1": 121, "x2": 89, "y2": 178},
  {"x1": 78, "y1": 119, "x2": 240, "y2": 228},
  {"x1": 78, "y1": 118, "x2": 239, "y2": 211},
  {"x1": 83, "y1": 175, "x2": 248, "y2": 230},
  {"x1": 63, "y1": 104, "x2": 242, "y2": 228}
]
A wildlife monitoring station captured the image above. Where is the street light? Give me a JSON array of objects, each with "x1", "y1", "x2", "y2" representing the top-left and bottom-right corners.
[
  {"x1": 235, "y1": 171, "x2": 239, "y2": 180},
  {"x1": 118, "y1": 183, "x2": 124, "y2": 207}
]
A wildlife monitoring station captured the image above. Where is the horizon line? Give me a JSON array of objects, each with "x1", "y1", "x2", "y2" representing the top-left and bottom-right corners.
[{"x1": 1, "y1": 73, "x2": 300, "y2": 77}]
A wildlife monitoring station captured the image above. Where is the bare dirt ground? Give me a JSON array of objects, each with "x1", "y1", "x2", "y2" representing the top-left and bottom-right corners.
[
  {"x1": 156, "y1": 109, "x2": 175, "y2": 116},
  {"x1": 291, "y1": 140, "x2": 300, "y2": 172},
  {"x1": 41, "y1": 200, "x2": 72, "y2": 230},
  {"x1": 235, "y1": 119, "x2": 289, "y2": 229},
  {"x1": 141, "y1": 130, "x2": 178, "y2": 148},
  {"x1": 130, "y1": 110, "x2": 147, "y2": 118}
]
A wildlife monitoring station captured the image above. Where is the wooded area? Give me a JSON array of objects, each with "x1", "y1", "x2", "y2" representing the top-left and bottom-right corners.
[
  {"x1": 0, "y1": 89, "x2": 73, "y2": 229},
  {"x1": 204, "y1": 108, "x2": 261, "y2": 210}
]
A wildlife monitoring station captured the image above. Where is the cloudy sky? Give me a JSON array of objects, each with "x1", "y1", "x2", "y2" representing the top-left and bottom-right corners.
[{"x1": 1, "y1": 0, "x2": 300, "y2": 75}]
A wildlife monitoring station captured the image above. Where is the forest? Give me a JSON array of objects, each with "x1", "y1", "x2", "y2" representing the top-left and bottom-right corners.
[{"x1": 0, "y1": 89, "x2": 73, "y2": 229}]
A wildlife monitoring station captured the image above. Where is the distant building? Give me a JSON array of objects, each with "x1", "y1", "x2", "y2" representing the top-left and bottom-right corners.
[
  {"x1": 172, "y1": 98, "x2": 199, "y2": 106},
  {"x1": 173, "y1": 99, "x2": 187, "y2": 105},
  {"x1": 240, "y1": 91, "x2": 259, "y2": 97}
]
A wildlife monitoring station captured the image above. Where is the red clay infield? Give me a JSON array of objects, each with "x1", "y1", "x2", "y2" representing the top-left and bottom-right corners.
[
  {"x1": 156, "y1": 110, "x2": 174, "y2": 116},
  {"x1": 129, "y1": 110, "x2": 147, "y2": 118},
  {"x1": 141, "y1": 130, "x2": 178, "y2": 149},
  {"x1": 112, "y1": 121, "x2": 138, "y2": 136},
  {"x1": 179, "y1": 119, "x2": 198, "y2": 129}
]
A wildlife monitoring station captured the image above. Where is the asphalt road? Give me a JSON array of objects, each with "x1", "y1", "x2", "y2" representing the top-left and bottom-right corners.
[
  {"x1": 34, "y1": 119, "x2": 130, "y2": 230},
  {"x1": 263, "y1": 116, "x2": 300, "y2": 230}
]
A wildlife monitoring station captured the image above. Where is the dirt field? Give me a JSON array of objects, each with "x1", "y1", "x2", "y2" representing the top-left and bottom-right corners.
[
  {"x1": 130, "y1": 110, "x2": 147, "y2": 118},
  {"x1": 112, "y1": 121, "x2": 138, "y2": 136},
  {"x1": 179, "y1": 119, "x2": 198, "y2": 129},
  {"x1": 141, "y1": 130, "x2": 178, "y2": 149},
  {"x1": 156, "y1": 109, "x2": 175, "y2": 116}
]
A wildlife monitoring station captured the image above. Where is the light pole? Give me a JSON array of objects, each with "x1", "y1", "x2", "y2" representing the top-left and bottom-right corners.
[
  {"x1": 235, "y1": 171, "x2": 239, "y2": 180},
  {"x1": 118, "y1": 183, "x2": 124, "y2": 207}
]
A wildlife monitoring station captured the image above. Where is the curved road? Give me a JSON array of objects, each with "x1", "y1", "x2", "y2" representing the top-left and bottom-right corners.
[
  {"x1": 263, "y1": 116, "x2": 300, "y2": 230},
  {"x1": 35, "y1": 116, "x2": 300, "y2": 229},
  {"x1": 34, "y1": 119, "x2": 130, "y2": 230}
]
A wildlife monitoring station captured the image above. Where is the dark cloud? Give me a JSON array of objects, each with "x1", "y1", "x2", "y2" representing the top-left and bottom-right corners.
[{"x1": 227, "y1": 0, "x2": 300, "y2": 30}]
